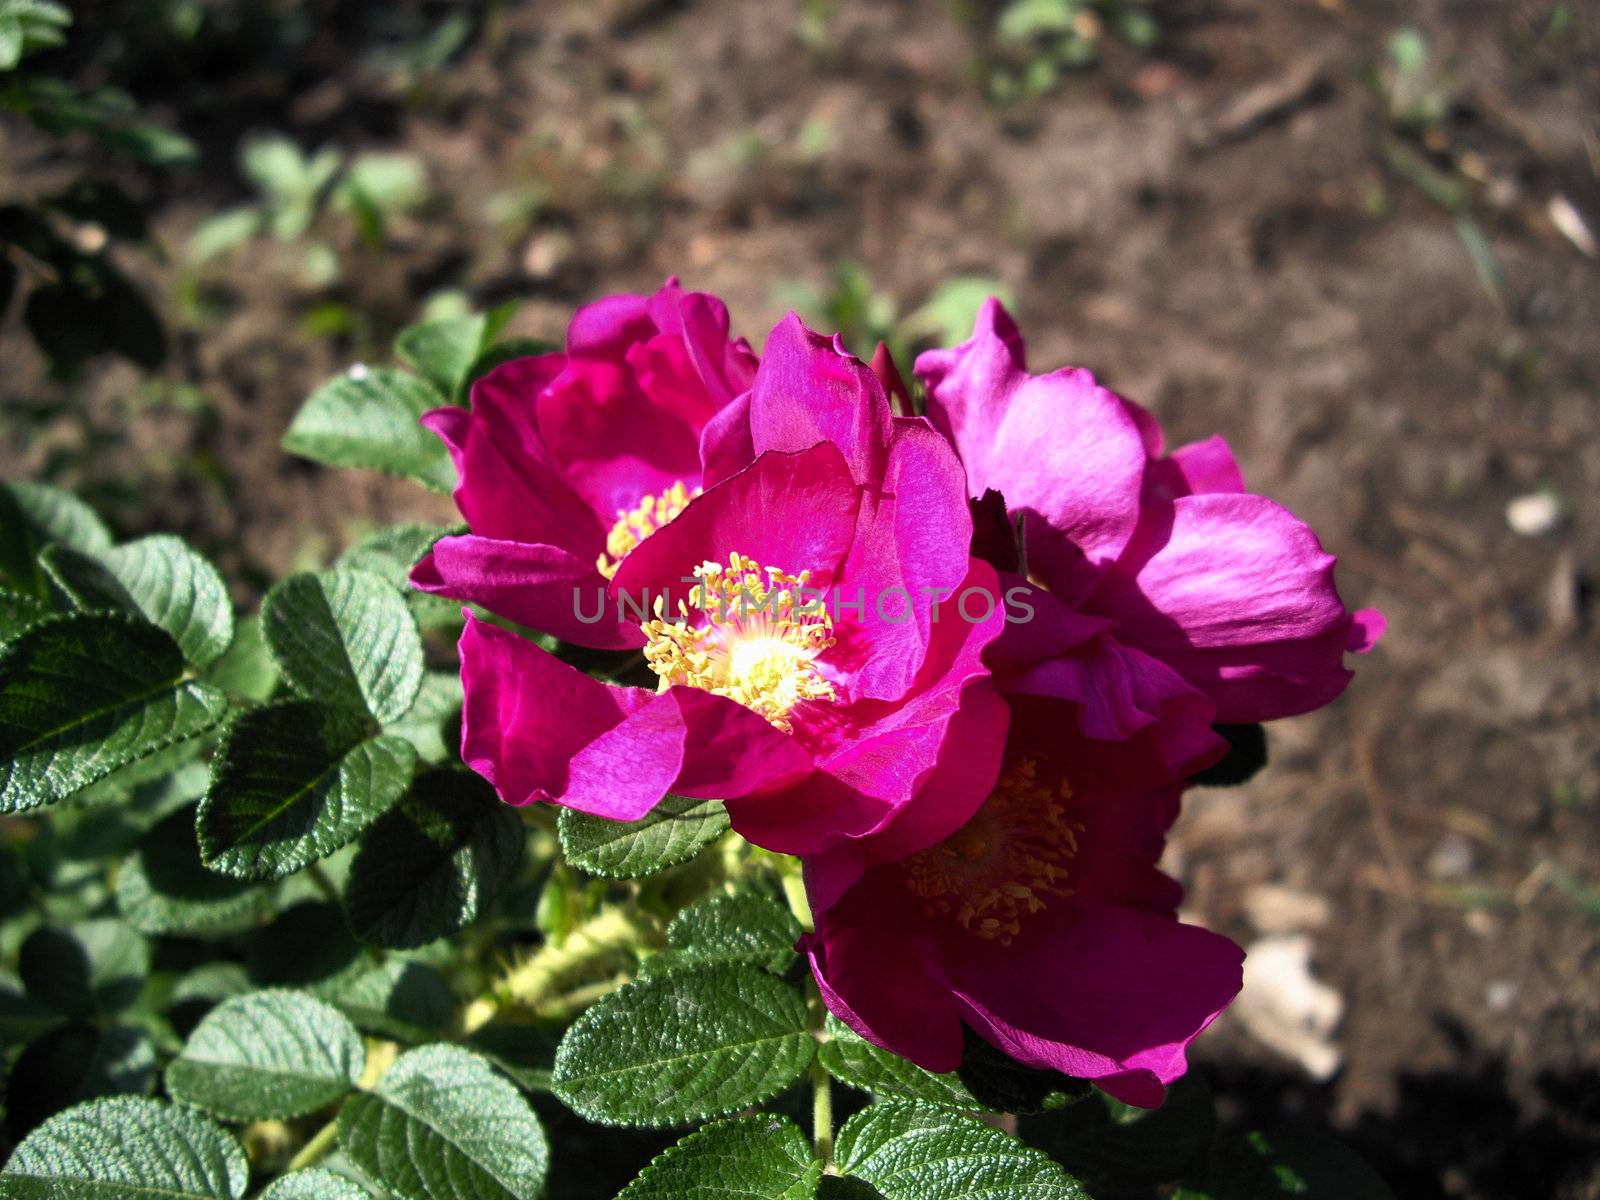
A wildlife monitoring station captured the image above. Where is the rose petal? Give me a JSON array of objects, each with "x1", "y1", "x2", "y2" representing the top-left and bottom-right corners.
[
  {"x1": 1091, "y1": 492, "x2": 1368, "y2": 722},
  {"x1": 411, "y1": 535, "x2": 643, "y2": 650},
  {"x1": 945, "y1": 904, "x2": 1243, "y2": 1108}
]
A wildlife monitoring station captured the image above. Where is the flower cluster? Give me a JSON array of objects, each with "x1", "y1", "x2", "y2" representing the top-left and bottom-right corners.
[{"x1": 415, "y1": 280, "x2": 1381, "y2": 1106}]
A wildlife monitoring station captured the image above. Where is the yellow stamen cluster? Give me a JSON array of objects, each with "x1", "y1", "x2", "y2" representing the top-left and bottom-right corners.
[
  {"x1": 904, "y1": 757, "x2": 1082, "y2": 945},
  {"x1": 641, "y1": 552, "x2": 836, "y2": 731},
  {"x1": 596, "y1": 481, "x2": 701, "y2": 579}
]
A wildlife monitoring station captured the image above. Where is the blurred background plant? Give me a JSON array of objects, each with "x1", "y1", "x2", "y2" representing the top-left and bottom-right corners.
[
  {"x1": 985, "y1": 0, "x2": 1161, "y2": 105},
  {"x1": 0, "y1": 0, "x2": 194, "y2": 377},
  {"x1": 776, "y1": 262, "x2": 1015, "y2": 381},
  {"x1": 187, "y1": 134, "x2": 431, "y2": 291}
]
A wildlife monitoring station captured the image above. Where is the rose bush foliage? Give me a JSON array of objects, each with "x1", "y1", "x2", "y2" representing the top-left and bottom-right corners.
[{"x1": 0, "y1": 285, "x2": 1391, "y2": 1199}]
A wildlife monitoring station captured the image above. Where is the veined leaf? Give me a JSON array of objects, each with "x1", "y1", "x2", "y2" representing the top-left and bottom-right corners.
[
  {"x1": 344, "y1": 769, "x2": 523, "y2": 949},
  {"x1": 116, "y1": 808, "x2": 277, "y2": 938},
  {"x1": 0, "y1": 1096, "x2": 247, "y2": 1200},
  {"x1": 394, "y1": 305, "x2": 514, "y2": 401},
  {"x1": 338, "y1": 1045, "x2": 549, "y2": 1200},
  {"x1": 819, "y1": 1017, "x2": 984, "y2": 1110},
  {"x1": 618, "y1": 1115, "x2": 821, "y2": 1200},
  {"x1": 385, "y1": 671, "x2": 462, "y2": 765},
  {"x1": 261, "y1": 569, "x2": 423, "y2": 724},
  {"x1": 260, "y1": 1169, "x2": 371, "y2": 1200},
  {"x1": 336, "y1": 524, "x2": 460, "y2": 629},
  {"x1": 558, "y1": 794, "x2": 729, "y2": 879},
  {"x1": 42, "y1": 535, "x2": 233, "y2": 668},
  {"x1": 0, "y1": 587, "x2": 50, "y2": 647},
  {"x1": 166, "y1": 990, "x2": 364, "y2": 1122},
  {"x1": 283, "y1": 367, "x2": 456, "y2": 493},
  {"x1": 0, "y1": 613, "x2": 228, "y2": 812},
  {"x1": 835, "y1": 1100, "x2": 1088, "y2": 1199},
  {"x1": 199, "y1": 700, "x2": 415, "y2": 880},
  {"x1": 321, "y1": 958, "x2": 455, "y2": 1043},
  {"x1": 661, "y1": 888, "x2": 801, "y2": 975},
  {"x1": 0, "y1": 479, "x2": 111, "y2": 597},
  {"x1": 552, "y1": 962, "x2": 814, "y2": 1127}
]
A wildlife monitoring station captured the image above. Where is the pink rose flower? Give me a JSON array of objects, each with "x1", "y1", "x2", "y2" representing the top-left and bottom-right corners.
[
  {"x1": 915, "y1": 299, "x2": 1385, "y2": 776},
  {"x1": 411, "y1": 278, "x2": 758, "y2": 648},
  {"x1": 450, "y1": 317, "x2": 1009, "y2": 862},
  {"x1": 804, "y1": 697, "x2": 1245, "y2": 1108}
]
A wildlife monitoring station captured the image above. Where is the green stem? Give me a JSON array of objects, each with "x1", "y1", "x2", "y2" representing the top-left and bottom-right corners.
[
  {"x1": 807, "y1": 974, "x2": 834, "y2": 1169},
  {"x1": 781, "y1": 870, "x2": 814, "y2": 934},
  {"x1": 305, "y1": 863, "x2": 340, "y2": 904},
  {"x1": 810, "y1": 1052, "x2": 834, "y2": 1167},
  {"x1": 285, "y1": 1116, "x2": 340, "y2": 1172}
]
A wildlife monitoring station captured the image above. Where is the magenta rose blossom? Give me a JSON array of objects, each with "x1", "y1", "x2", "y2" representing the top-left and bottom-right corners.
[
  {"x1": 915, "y1": 299, "x2": 1384, "y2": 776},
  {"x1": 410, "y1": 278, "x2": 758, "y2": 648},
  {"x1": 804, "y1": 698, "x2": 1244, "y2": 1108},
  {"x1": 451, "y1": 317, "x2": 1009, "y2": 862}
]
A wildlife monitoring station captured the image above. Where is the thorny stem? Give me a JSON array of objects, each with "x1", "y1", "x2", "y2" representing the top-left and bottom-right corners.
[{"x1": 458, "y1": 905, "x2": 655, "y2": 1036}]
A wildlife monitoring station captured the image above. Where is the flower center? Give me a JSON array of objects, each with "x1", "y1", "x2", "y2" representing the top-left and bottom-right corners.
[
  {"x1": 641, "y1": 552, "x2": 836, "y2": 732},
  {"x1": 596, "y1": 481, "x2": 701, "y2": 580},
  {"x1": 903, "y1": 757, "x2": 1081, "y2": 945}
]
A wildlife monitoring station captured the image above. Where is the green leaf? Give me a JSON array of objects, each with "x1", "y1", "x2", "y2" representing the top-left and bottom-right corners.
[
  {"x1": 552, "y1": 962, "x2": 814, "y2": 1127},
  {"x1": 956, "y1": 1032, "x2": 1093, "y2": 1115},
  {"x1": 19, "y1": 918, "x2": 150, "y2": 1019},
  {"x1": 204, "y1": 613, "x2": 279, "y2": 702},
  {"x1": 3, "y1": 480, "x2": 112, "y2": 554},
  {"x1": 835, "y1": 1100, "x2": 1088, "y2": 1199},
  {"x1": 385, "y1": 671, "x2": 462, "y2": 765},
  {"x1": 170, "y1": 963, "x2": 252, "y2": 1011},
  {"x1": 6, "y1": 1023, "x2": 155, "y2": 1137},
  {"x1": 283, "y1": 367, "x2": 457, "y2": 493},
  {"x1": 558, "y1": 794, "x2": 729, "y2": 878},
  {"x1": 0, "y1": 15, "x2": 22, "y2": 69},
  {"x1": 1186, "y1": 1127, "x2": 1396, "y2": 1199},
  {"x1": 0, "y1": 587, "x2": 49, "y2": 647},
  {"x1": 394, "y1": 306, "x2": 512, "y2": 401},
  {"x1": 0, "y1": 613, "x2": 229, "y2": 812},
  {"x1": 116, "y1": 808, "x2": 277, "y2": 937},
  {"x1": 819, "y1": 1017, "x2": 983, "y2": 1109},
  {"x1": 902, "y1": 277, "x2": 1016, "y2": 348},
  {"x1": 336, "y1": 524, "x2": 460, "y2": 629},
  {"x1": 246, "y1": 902, "x2": 362, "y2": 990},
  {"x1": 338, "y1": 1044, "x2": 549, "y2": 1200},
  {"x1": 0, "y1": 480, "x2": 112, "y2": 595},
  {"x1": 458, "y1": 338, "x2": 556, "y2": 403},
  {"x1": 663, "y1": 888, "x2": 801, "y2": 974},
  {"x1": 344, "y1": 769, "x2": 524, "y2": 949},
  {"x1": 618, "y1": 1115, "x2": 821, "y2": 1200},
  {"x1": 199, "y1": 700, "x2": 415, "y2": 880},
  {"x1": 1027, "y1": 1073, "x2": 1215, "y2": 1188},
  {"x1": 259, "y1": 1169, "x2": 370, "y2": 1200},
  {"x1": 41, "y1": 535, "x2": 233, "y2": 668},
  {"x1": 188, "y1": 207, "x2": 262, "y2": 263},
  {"x1": 323, "y1": 959, "x2": 455, "y2": 1043},
  {"x1": 166, "y1": 990, "x2": 364, "y2": 1122},
  {"x1": 262, "y1": 569, "x2": 423, "y2": 724},
  {"x1": 461, "y1": 1024, "x2": 558, "y2": 1094},
  {"x1": 0, "y1": 1096, "x2": 247, "y2": 1200}
]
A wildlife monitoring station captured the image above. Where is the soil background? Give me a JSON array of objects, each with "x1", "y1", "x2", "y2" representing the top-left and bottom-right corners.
[{"x1": 3, "y1": 2, "x2": 1599, "y2": 1197}]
